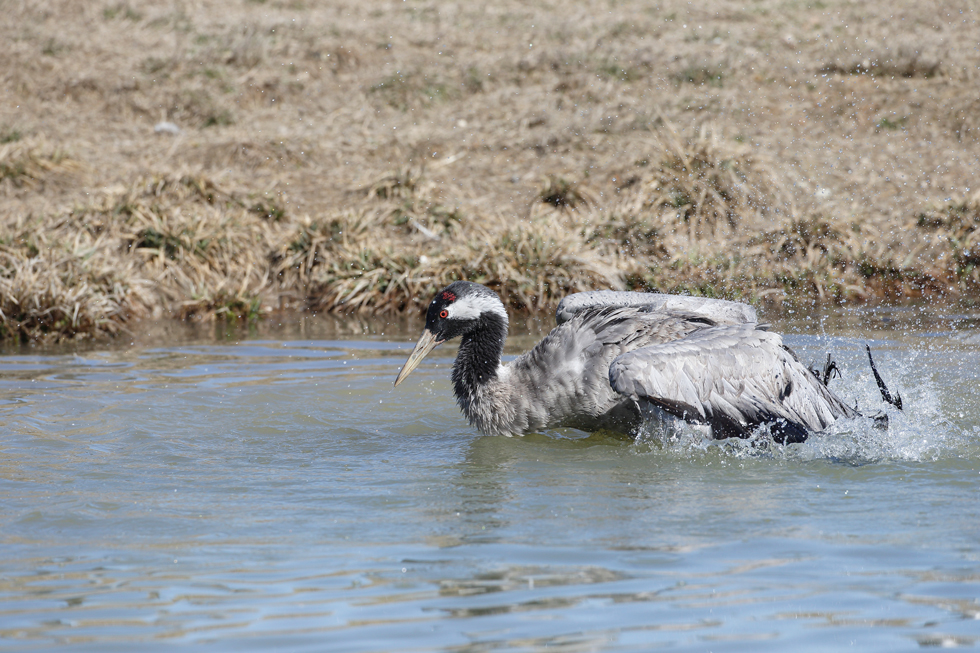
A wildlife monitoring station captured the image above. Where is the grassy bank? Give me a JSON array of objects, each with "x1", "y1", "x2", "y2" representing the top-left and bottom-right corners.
[{"x1": 1, "y1": 0, "x2": 978, "y2": 342}]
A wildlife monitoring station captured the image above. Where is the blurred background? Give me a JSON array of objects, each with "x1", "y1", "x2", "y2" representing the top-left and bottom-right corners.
[{"x1": 1, "y1": 0, "x2": 978, "y2": 342}]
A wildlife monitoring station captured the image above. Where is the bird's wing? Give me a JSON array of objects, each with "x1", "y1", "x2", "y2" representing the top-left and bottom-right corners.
[
  {"x1": 507, "y1": 306, "x2": 697, "y2": 429},
  {"x1": 556, "y1": 291, "x2": 757, "y2": 327},
  {"x1": 608, "y1": 323, "x2": 858, "y2": 441}
]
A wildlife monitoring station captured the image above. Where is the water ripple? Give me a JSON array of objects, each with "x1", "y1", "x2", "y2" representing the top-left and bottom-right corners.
[{"x1": 0, "y1": 324, "x2": 978, "y2": 650}]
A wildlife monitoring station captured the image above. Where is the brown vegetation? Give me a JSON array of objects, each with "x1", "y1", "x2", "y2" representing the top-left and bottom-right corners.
[{"x1": 1, "y1": 0, "x2": 978, "y2": 342}]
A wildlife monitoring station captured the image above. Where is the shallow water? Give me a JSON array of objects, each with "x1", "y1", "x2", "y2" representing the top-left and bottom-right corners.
[{"x1": 1, "y1": 308, "x2": 979, "y2": 651}]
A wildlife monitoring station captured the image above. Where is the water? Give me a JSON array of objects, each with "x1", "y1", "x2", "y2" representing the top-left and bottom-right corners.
[{"x1": 1, "y1": 309, "x2": 979, "y2": 651}]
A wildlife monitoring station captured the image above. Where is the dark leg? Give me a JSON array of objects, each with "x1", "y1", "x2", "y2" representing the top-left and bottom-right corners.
[
  {"x1": 810, "y1": 353, "x2": 842, "y2": 387},
  {"x1": 866, "y1": 345, "x2": 902, "y2": 410}
]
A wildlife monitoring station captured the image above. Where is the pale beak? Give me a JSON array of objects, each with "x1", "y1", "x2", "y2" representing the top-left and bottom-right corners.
[{"x1": 394, "y1": 329, "x2": 444, "y2": 387}]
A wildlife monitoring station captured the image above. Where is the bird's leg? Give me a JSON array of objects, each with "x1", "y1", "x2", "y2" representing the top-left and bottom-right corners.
[
  {"x1": 809, "y1": 353, "x2": 841, "y2": 387},
  {"x1": 866, "y1": 345, "x2": 903, "y2": 410},
  {"x1": 821, "y1": 354, "x2": 841, "y2": 386}
]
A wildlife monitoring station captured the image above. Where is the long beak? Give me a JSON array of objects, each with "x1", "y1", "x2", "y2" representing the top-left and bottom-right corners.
[{"x1": 394, "y1": 329, "x2": 444, "y2": 387}]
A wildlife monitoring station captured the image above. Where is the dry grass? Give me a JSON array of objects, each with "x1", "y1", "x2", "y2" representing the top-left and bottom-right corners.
[
  {"x1": 0, "y1": 138, "x2": 80, "y2": 189},
  {"x1": 1, "y1": 0, "x2": 978, "y2": 342}
]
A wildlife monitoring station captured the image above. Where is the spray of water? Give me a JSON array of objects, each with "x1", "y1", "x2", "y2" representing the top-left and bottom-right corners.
[{"x1": 632, "y1": 343, "x2": 975, "y2": 465}]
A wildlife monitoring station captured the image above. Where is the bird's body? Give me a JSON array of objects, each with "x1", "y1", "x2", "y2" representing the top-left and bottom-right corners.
[
  {"x1": 458, "y1": 307, "x2": 703, "y2": 437},
  {"x1": 395, "y1": 281, "x2": 864, "y2": 442}
]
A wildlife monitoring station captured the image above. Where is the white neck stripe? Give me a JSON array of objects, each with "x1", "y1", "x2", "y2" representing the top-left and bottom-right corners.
[{"x1": 447, "y1": 293, "x2": 508, "y2": 323}]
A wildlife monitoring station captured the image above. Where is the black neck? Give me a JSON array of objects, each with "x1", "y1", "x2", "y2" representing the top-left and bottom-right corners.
[{"x1": 452, "y1": 312, "x2": 508, "y2": 400}]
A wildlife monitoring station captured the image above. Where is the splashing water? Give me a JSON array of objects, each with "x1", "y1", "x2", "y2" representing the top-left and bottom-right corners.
[{"x1": 633, "y1": 336, "x2": 977, "y2": 465}]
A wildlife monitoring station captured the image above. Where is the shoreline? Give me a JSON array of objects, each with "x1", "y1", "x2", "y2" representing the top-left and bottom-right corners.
[{"x1": 2, "y1": 0, "x2": 978, "y2": 342}]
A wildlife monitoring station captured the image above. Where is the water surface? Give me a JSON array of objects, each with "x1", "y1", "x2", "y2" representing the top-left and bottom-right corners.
[{"x1": 1, "y1": 308, "x2": 979, "y2": 651}]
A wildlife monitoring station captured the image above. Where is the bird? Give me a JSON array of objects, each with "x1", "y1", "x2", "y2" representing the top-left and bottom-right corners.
[{"x1": 394, "y1": 280, "x2": 880, "y2": 443}]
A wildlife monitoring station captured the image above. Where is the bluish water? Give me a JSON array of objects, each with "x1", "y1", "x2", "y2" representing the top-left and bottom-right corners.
[{"x1": 1, "y1": 311, "x2": 979, "y2": 651}]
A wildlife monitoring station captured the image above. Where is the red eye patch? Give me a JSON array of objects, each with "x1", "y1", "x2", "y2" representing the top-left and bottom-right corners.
[{"x1": 439, "y1": 309, "x2": 449, "y2": 318}]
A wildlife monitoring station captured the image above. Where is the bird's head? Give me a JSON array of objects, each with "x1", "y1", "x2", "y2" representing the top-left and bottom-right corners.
[{"x1": 394, "y1": 281, "x2": 508, "y2": 387}]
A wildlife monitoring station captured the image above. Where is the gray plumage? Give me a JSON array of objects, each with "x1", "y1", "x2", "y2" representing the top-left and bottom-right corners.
[
  {"x1": 556, "y1": 290, "x2": 758, "y2": 327},
  {"x1": 608, "y1": 322, "x2": 858, "y2": 440},
  {"x1": 394, "y1": 281, "x2": 861, "y2": 442}
]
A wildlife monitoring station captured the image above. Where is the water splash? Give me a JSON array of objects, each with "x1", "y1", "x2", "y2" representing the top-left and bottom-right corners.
[{"x1": 632, "y1": 343, "x2": 975, "y2": 465}]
